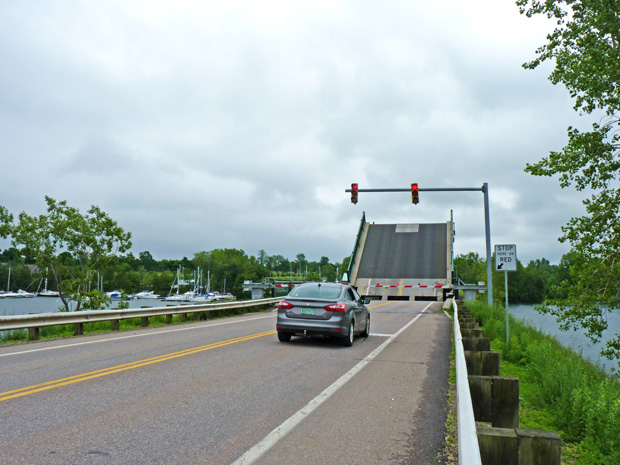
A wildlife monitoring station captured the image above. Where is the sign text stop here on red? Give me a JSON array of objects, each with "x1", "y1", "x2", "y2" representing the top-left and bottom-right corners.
[{"x1": 494, "y1": 244, "x2": 517, "y2": 271}]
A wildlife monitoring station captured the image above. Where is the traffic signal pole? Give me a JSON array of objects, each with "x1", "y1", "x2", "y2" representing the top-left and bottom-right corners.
[
  {"x1": 483, "y1": 183, "x2": 493, "y2": 306},
  {"x1": 345, "y1": 183, "x2": 493, "y2": 305}
]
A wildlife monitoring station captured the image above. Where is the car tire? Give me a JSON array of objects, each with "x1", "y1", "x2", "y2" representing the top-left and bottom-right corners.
[
  {"x1": 278, "y1": 331, "x2": 292, "y2": 342},
  {"x1": 342, "y1": 321, "x2": 354, "y2": 347},
  {"x1": 361, "y1": 314, "x2": 370, "y2": 338}
]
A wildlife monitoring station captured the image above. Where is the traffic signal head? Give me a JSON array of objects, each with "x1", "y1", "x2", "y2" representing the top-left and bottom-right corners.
[
  {"x1": 411, "y1": 183, "x2": 419, "y2": 205},
  {"x1": 351, "y1": 183, "x2": 358, "y2": 204}
]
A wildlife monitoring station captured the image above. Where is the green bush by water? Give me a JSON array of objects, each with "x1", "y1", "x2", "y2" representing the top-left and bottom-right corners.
[{"x1": 467, "y1": 301, "x2": 620, "y2": 464}]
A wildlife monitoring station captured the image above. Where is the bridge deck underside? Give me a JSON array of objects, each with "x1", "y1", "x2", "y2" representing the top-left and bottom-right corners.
[{"x1": 356, "y1": 223, "x2": 448, "y2": 280}]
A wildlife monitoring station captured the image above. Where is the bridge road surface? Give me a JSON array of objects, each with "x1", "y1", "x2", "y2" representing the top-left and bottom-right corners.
[{"x1": 0, "y1": 301, "x2": 451, "y2": 465}]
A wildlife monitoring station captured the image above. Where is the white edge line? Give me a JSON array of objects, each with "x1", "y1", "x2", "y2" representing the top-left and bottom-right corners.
[
  {"x1": 0, "y1": 314, "x2": 275, "y2": 358},
  {"x1": 231, "y1": 302, "x2": 434, "y2": 465}
]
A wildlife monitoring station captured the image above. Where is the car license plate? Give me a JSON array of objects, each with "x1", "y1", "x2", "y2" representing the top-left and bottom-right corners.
[{"x1": 301, "y1": 308, "x2": 316, "y2": 316}]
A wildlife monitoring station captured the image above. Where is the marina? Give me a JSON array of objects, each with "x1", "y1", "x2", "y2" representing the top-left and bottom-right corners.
[{"x1": 0, "y1": 295, "x2": 196, "y2": 317}]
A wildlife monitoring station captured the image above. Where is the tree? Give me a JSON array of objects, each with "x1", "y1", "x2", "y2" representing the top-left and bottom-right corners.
[
  {"x1": 0, "y1": 197, "x2": 132, "y2": 311},
  {"x1": 340, "y1": 256, "x2": 352, "y2": 281},
  {"x1": 194, "y1": 248, "x2": 267, "y2": 297},
  {"x1": 138, "y1": 251, "x2": 158, "y2": 271},
  {"x1": 454, "y1": 252, "x2": 486, "y2": 285},
  {"x1": 271, "y1": 254, "x2": 285, "y2": 274},
  {"x1": 256, "y1": 249, "x2": 268, "y2": 267},
  {"x1": 518, "y1": 0, "x2": 620, "y2": 364}
]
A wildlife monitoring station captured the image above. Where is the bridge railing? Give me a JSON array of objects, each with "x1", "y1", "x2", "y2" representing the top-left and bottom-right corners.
[
  {"x1": 452, "y1": 298, "x2": 482, "y2": 465},
  {"x1": 0, "y1": 297, "x2": 283, "y2": 340}
]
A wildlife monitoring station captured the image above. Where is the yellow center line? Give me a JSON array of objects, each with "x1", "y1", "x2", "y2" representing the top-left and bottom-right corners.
[
  {"x1": 368, "y1": 301, "x2": 395, "y2": 310},
  {"x1": 0, "y1": 330, "x2": 276, "y2": 403}
]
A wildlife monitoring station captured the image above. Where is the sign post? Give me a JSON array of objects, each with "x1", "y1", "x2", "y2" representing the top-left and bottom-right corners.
[{"x1": 494, "y1": 244, "x2": 517, "y2": 343}]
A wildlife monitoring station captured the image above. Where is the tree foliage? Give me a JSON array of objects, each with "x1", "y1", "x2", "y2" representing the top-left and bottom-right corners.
[
  {"x1": 454, "y1": 253, "x2": 567, "y2": 305},
  {"x1": 193, "y1": 248, "x2": 266, "y2": 297},
  {"x1": 518, "y1": 0, "x2": 620, "y2": 362},
  {"x1": 454, "y1": 252, "x2": 487, "y2": 285},
  {"x1": 0, "y1": 197, "x2": 132, "y2": 311}
]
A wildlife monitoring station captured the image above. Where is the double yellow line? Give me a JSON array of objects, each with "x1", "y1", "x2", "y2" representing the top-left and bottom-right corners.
[{"x1": 0, "y1": 330, "x2": 276, "y2": 403}]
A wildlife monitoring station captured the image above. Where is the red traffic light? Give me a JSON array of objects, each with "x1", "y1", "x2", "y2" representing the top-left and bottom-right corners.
[
  {"x1": 411, "y1": 183, "x2": 419, "y2": 205},
  {"x1": 351, "y1": 183, "x2": 359, "y2": 204}
]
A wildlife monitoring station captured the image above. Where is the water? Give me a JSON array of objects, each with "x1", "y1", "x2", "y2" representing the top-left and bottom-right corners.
[
  {"x1": 509, "y1": 304, "x2": 620, "y2": 375},
  {"x1": 0, "y1": 296, "x2": 196, "y2": 317}
]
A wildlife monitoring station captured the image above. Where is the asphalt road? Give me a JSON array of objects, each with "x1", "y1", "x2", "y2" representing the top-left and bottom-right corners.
[{"x1": 0, "y1": 300, "x2": 452, "y2": 465}]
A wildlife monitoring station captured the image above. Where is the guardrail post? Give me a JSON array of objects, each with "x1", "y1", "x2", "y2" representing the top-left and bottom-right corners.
[
  {"x1": 460, "y1": 321, "x2": 480, "y2": 329},
  {"x1": 74, "y1": 323, "x2": 83, "y2": 336},
  {"x1": 468, "y1": 376, "x2": 519, "y2": 428},
  {"x1": 111, "y1": 320, "x2": 120, "y2": 331},
  {"x1": 516, "y1": 429, "x2": 561, "y2": 465},
  {"x1": 464, "y1": 350, "x2": 500, "y2": 376},
  {"x1": 477, "y1": 425, "x2": 518, "y2": 465},
  {"x1": 28, "y1": 327, "x2": 40, "y2": 341},
  {"x1": 461, "y1": 328, "x2": 485, "y2": 338},
  {"x1": 181, "y1": 313, "x2": 187, "y2": 322},
  {"x1": 141, "y1": 317, "x2": 149, "y2": 327},
  {"x1": 493, "y1": 377, "x2": 519, "y2": 428},
  {"x1": 462, "y1": 337, "x2": 491, "y2": 351},
  {"x1": 166, "y1": 314, "x2": 173, "y2": 324}
]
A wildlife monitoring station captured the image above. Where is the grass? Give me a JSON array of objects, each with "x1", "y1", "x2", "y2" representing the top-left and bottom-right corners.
[{"x1": 467, "y1": 301, "x2": 620, "y2": 464}]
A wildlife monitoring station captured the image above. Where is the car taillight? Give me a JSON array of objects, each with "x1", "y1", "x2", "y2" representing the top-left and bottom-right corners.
[
  {"x1": 325, "y1": 303, "x2": 347, "y2": 313},
  {"x1": 278, "y1": 301, "x2": 294, "y2": 310}
]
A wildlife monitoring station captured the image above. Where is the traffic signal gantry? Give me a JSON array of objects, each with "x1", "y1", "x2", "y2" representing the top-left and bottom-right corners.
[
  {"x1": 344, "y1": 182, "x2": 495, "y2": 306},
  {"x1": 348, "y1": 183, "x2": 422, "y2": 205}
]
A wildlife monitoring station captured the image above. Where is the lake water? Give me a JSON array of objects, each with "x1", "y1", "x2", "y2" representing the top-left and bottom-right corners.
[
  {"x1": 0, "y1": 296, "x2": 196, "y2": 317},
  {"x1": 509, "y1": 304, "x2": 620, "y2": 375}
]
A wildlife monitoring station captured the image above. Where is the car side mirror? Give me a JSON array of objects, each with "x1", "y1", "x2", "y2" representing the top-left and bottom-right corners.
[{"x1": 362, "y1": 298, "x2": 370, "y2": 305}]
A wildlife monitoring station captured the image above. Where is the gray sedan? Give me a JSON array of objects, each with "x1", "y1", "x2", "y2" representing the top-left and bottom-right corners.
[{"x1": 276, "y1": 282, "x2": 370, "y2": 346}]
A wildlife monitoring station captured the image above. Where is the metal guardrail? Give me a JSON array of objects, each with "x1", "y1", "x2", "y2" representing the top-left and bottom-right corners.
[
  {"x1": 452, "y1": 298, "x2": 482, "y2": 465},
  {"x1": 0, "y1": 297, "x2": 283, "y2": 333}
]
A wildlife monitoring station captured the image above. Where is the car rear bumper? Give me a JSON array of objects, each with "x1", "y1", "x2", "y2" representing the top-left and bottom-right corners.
[{"x1": 276, "y1": 313, "x2": 351, "y2": 337}]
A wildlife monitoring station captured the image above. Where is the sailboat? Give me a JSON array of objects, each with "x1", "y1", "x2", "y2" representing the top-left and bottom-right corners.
[
  {"x1": 38, "y1": 278, "x2": 60, "y2": 297},
  {"x1": 164, "y1": 267, "x2": 187, "y2": 301},
  {"x1": 1, "y1": 267, "x2": 20, "y2": 297}
]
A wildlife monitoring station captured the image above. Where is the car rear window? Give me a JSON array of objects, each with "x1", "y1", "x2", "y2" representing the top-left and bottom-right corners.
[{"x1": 288, "y1": 285, "x2": 342, "y2": 300}]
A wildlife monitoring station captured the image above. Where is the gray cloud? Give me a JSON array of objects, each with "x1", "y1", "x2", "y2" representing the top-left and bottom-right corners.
[{"x1": 0, "y1": 1, "x2": 587, "y2": 265}]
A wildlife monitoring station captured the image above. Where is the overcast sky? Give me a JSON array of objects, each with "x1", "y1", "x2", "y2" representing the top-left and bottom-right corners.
[{"x1": 0, "y1": 1, "x2": 589, "y2": 265}]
